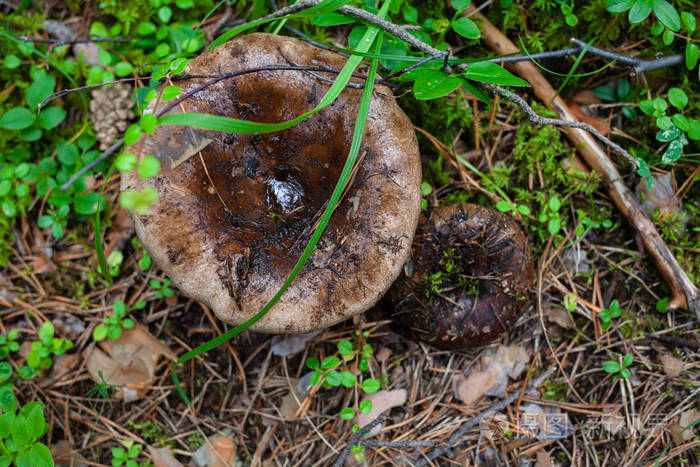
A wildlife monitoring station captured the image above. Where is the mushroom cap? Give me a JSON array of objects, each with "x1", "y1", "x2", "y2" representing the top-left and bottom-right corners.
[
  {"x1": 386, "y1": 203, "x2": 534, "y2": 348},
  {"x1": 121, "y1": 33, "x2": 422, "y2": 333}
]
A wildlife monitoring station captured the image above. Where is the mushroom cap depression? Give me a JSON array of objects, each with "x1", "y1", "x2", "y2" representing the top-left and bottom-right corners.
[
  {"x1": 121, "y1": 33, "x2": 422, "y2": 333},
  {"x1": 386, "y1": 203, "x2": 535, "y2": 348}
]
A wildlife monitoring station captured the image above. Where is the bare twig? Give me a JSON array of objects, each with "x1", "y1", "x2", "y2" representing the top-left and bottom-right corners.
[
  {"x1": 60, "y1": 139, "x2": 123, "y2": 192},
  {"x1": 483, "y1": 83, "x2": 638, "y2": 168},
  {"x1": 570, "y1": 38, "x2": 683, "y2": 75},
  {"x1": 332, "y1": 413, "x2": 388, "y2": 467}
]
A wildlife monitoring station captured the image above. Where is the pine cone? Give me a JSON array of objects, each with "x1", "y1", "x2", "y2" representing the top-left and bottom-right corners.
[{"x1": 89, "y1": 84, "x2": 134, "y2": 151}]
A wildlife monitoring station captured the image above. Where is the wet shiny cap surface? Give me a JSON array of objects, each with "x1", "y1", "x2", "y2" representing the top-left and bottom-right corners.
[{"x1": 121, "y1": 33, "x2": 422, "y2": 333}]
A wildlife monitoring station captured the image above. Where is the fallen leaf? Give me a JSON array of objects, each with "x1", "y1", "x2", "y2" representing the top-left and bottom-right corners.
[
  {"x1": 659, "y1": 353, "x2": 684, "y2": 379},
  {"x1": 50, "y1": 353, "x2": 80, "y2": 380},
  {"x1": 270, "y1": 331, "x2": 320, "y2": 358},
  {"x1": 568, "y1": 102, "x2": 610, "y2": 135},
  {"x1": 356, "y1": 389, "x2": 407, "y2": 436},
  {"x1": 571, "y1": 89, "x2": 603, "y2": 105},
  {"x1": 191, "y1": 434, "x2": 237, "y2": 467},
  {"x1": 52, "y1": 440, "x2": 89, "y2": 467},
  {"x1": 29, "y1": 253, "x2": 57, "y2": 274},
  {"x1": 678, "y1": 409, "x2": 700, "y2": 442},
  {"x1": 546, "y1": 307, "x2": 573, "y2": 329},
  {"x1": 454, "y1": 345, "x2": 530, "y2": 405},
  {"x1": 148, "y1": 446, "x2": 185, "y2": 467},
  {"x1": 536, "y1": 450, "x2": 553, "y2": 467},
  {"x1": 84, "y1": 324, "x2": 176, "y2": 401}
]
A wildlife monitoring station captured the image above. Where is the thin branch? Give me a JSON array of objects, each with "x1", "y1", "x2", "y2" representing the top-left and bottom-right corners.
[
  {"x1": 570, "y1": 38, "x2": 683, "y2": 75},
  {"x1": 332, "y1": 414, "x2": 387, "y2": 467},
  {"x1": 414, "y1": 366, "x2": 557, "y2": 466},
  {"x1": 483, "y1": 83, "x2": 639, "y2": 168},
  {"x1": 60, "y1": 139, "x2": 123, "y2": 192}
]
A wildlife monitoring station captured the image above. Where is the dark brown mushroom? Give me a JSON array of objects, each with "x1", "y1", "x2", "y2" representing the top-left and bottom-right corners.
[
  {"x1": 385, "y1": 203, "x2": 535, "y2": 348},
  {"x1": 120, "y1": 33, "x2": 422, "y2": 333}
]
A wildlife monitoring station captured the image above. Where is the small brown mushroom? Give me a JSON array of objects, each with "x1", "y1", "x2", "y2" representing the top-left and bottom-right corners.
[
  {"x1": 121, "y1": 33, "x2": 422, "y2": 333},
  {"x1": 386, "y1": 203, "x2": 535, "y2": 348}
]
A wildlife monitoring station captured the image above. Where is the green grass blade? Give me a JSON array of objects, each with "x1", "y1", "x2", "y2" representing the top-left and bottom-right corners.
[
  {"x1": 209, "y1": 0, "x2": 351, "y2": 49},
  {"x1": 164, "y1": 5, "x2": 386, "y2": 134},
  {"x1": 172, "y1": 1, "x2": 389, "y2": 401},
  {"x1": 94, "y1": 164, "x2": 117, "y2": 287},
  {"x1": 518, "y1": 37, "x2": 615, "y2": 78}
]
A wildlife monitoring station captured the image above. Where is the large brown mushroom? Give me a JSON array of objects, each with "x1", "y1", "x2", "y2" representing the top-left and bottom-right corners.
[
  {"x1": 121, "y1": 33, "x2": 422, "y2": 333},
  {"x1": 386, "y1": 203, "x2": 535, "y2": 348}
]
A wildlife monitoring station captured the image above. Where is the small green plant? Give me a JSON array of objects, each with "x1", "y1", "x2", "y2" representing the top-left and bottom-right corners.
[
  {"x1": 26, "y1": 322, "x2": 73, "y2": 376},
  {"x1": 421, "y1": 181, "x2": 432, "y2": 210},
  {"x1": 93, "y1": 300, "x2": 143, "y2": 341},
  {"x1": 575, "y1": 208, "x2": 613, "y2": 237},
  {"x1": 594, "y1": 78, "x2": 636, "y2": 120},
  {"x1": 0, "y1": 331, "x2": 20, "y2": 360},
  {"x1": 0, "y1": 385, "x2": 53, "y2": 466},
  {"x1": 638, "y1": 88, "x2": 700, "y2": 165},
  {"x1": 602, "y1": 352, "x2": 634, "y2": 379},
  {"x1": 564, "y1": 293, "x2": 577, "y2": 312},
  {"x1": 306, "y1": 331, "x2": 381, "y2": 427},
  {"x1": 599, "y1": 299, "x2": 622, "y2": 331},
  {"x1": 538, "y1": 196, "x2": 563, "y2": 236},
  {"x1": 655, "y1": 297, "x2": 670, "y2": 313},
  {"x1": 130, "y1": 238, "x2": 152, "y2": 270},
  {"x1": 149, "y1": 279, "x2": 174, "y2": 299},
  {"x1": 111, "y1": 439, "x2": 143, "y2": 467}
]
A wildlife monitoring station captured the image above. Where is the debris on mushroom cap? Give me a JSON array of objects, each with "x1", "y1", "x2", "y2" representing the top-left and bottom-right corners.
[
  {"x1": 89, "y1": 83, "x2": 133, "y2": 150},
  {"x1": 120, "y1": 33, "x2": 422, "y2": 333},
  {"x1": 386, "y1": 203, "x2": 535, "y2": 348}
]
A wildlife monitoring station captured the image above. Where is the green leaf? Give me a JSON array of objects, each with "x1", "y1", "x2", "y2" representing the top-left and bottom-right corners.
[
  {"x1": 662, "y1": 138, "x2": 684, "y2": 164},
  {"x1": 325, "y1": 370, "x2": 342, "y2": 386},
  {"x1": 306, "y1": 357, "x2": 319, "y2": 370},
  {"x1": 653, "y1": 0, "x2": 680, "y2": 31},
  {"x1": 26, "y1": 404, "x2": 46, "y2": 439},
  {"x1": 38, "y1": 106, "x2": 66, "y2": 130},
  {"x1": 359, "y1": 399, "x2": 372, "y2": 414},
  {"x1": 115, "y1": 153, "x2": 138, "y2": 172},
  {"x1": 321, "y1": 356, "x2": 340, "y2": 369},
  {"x1": 638, "y1": 99, "x2": 654, "y2": 116},
  {"x1": 548, "y1": 218, "x2": 561, "y2": 235},
  {"x1": 1, "y1": 107, "x2": 35, "y2": 130},
  {"x1": 656, "y1": 297, "x2": 669, "y2": 313},
  {"x1": 548, "y1": 196, "x2": 561, "y2": 211},
  {"x1": 594, "y1": 86, "x2": 616, "y2": 102},
  {"x1": 137, "y1": 21, "x2": 157, "y2": 35},
  {"x1": 413, "y1": 70, "x2": 462, "y2": 100},
  {"x1": 162, "y1": 86, "x2": 181, "y2": 101},
  {"x1": 140, "y1": 114, "x2": 157, "y2": 134},
  {"x1": 340, "y1": 371, "x2": 357, "y2": 388},
  {"x1": 75, "y1": 192, "x2": 102, "y2": 215},
  {"x1": 340, "y1": 407, "x2": 355, "y2": 420},
  {"x1": 452, "y1": 0, "x2": 470, "y2": 9},
  {"x1": 687, "y1": 119, "x2": 700, "y2": 140},
  {"x1": 656, "y1": 125, "x2": 681, "y2": 142},
  {"x1": 496, "y1": 200, "x2": 513, "y2": 212},
  {"x1": 452, "y1": 17, "x2": 480, "y2": 39},
  {"x1": 606, "y1": 0, "x2": 635, "y2": 13},
  {"x1": 464, "y1": 62, "x2": 530, "y2": 87},
  {"x1": 662, "y1": 29, "x2": 674, "y2": 46},
  {"x1": 361, "y1": 378, "x2": 380, "y2": 394},
  {"x1": 124, "y1": 124, "x2": 142, "y2": 145},
  {"x1": 27, "y1": 73, "x2": 55, "y2": 109},
  {"x1": 11, "y1": 415, "x2": 31, "y2": 447},
  {"x1": 122, "y1": 318, "x2": 135, "y2": 329},
  {"x1": 114, "y1": 62, "x2": 133, "y2": 77},
  {"x1": 622, "y1": 353, "x2": 634, "y2": 367},
  {"x1": 628, "y1": 0, "x2": 653, "y2": 24},
  {"x1": 0, "y1": 413, "x2": 13, "y2": 438},
  {"x1": 0, "y1": 386, "x2": 16, "y2": 413},
  {"x1": 686, "y1": 43, "x2": 699, "y2": 70},
  {"x1": 602, "y1": 360, "x2": 620, "y2": 373},
  {"x1": 681, "y1": 11, "x2": 696, "y2": 32},
  {"x1": 616, "y1": 79, "x2": 630, "y2": 99},
  {"x1": 138, "y1": 156, "x2": 160, "y2": 178},
  {"x1": 57, "y1": 142, "x2": 79, "y2": 166},
  {"x1": 337, "y1": 340, "x2": 353, "y2": 356},
  {"x1": 0, "y1": 362, "x2": 11, "y2": 381},
  {"x1": 671, "y1": 114, "x2": 689, "y2": 131},
  {"x1": 310, "y1": 12, "x2": 355, "y2": 26},
  {"x1": 108, "y1": 325, "x2": 122, "y2": 340},
  {"x1": 119, "y1": 187, "x2": 158, "y2": 214},
  {"x1": 402, "y1": 5, "x2": 418, "y2": 23},
  {"x1": 4, "y1": 54, "x2": 20, "y2": 69},
  {"x1": 93, "y1": 324, "x2": 108, "y2": 341},
  {"x1": 51, "y1": 223, "x2": 63, "y2": 240},
  {"x1": 29, "y1": 444, "x2": 53, "y2": 467},
  {"x1": 158, "y1": 5, "x2": 172, "y2": 23},
  {"x1": 620, "y1": 368, "x2": 631, "y2": 379},
  {"x1": 38, "y1": 322, "x2": 54, "y2": 343}
]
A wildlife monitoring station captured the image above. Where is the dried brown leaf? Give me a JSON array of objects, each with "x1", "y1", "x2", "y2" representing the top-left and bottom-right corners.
[{"x1": 357, "y1": 389, "x2": 407, "y2": 436}]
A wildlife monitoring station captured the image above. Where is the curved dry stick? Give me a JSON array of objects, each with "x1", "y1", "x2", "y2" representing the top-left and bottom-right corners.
[{"x1": 470, "y1": 7, "x2": 699, "y2": 320}]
